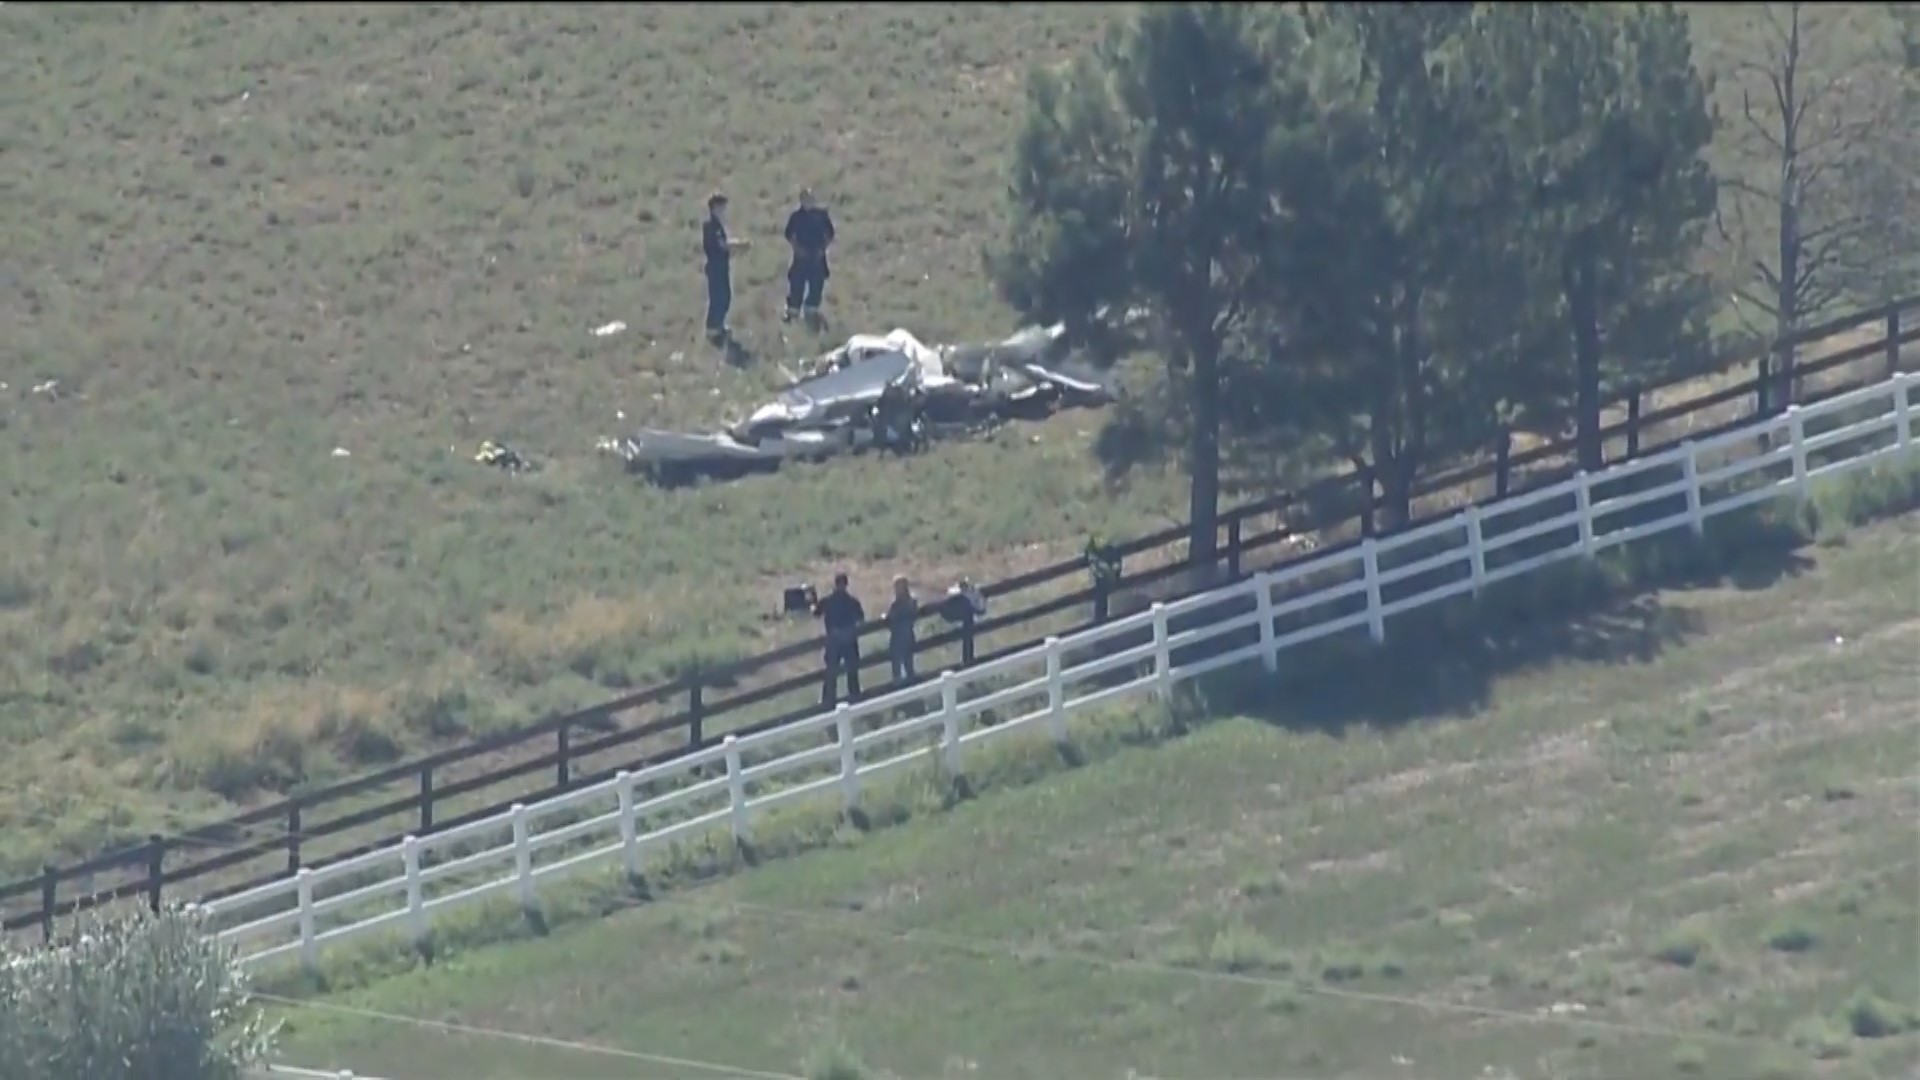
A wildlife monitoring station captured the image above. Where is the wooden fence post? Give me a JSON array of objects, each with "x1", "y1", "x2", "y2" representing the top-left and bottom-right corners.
[
  {"x1": 39, "y1": 865, "x2": 56, "y2": 943},
  {"x1": 687, "y1": 679, "x2": 705, "y2": 746},
  {"x1": 1226, "y1": 516, "x2": 1243, "y2": 579},
  {"x1": 555, "y1": 722, "x2": 571, "y2": 790},
  {"x1": 1494, "y1": 429, "x2": 1513, "y2": 498},
  {"x1": 1890, "y1": 307, "x2": 1904, "y2": 377},
  {"x1": 961, "y1": 609, "x2": 977, "y2": 666},
  {"x1": 144, "y1": 834, "x2": 164, "y2": 914},
  {"x1": 418, "y1": 765, "x2": 434, "y2": 833},
  {"x1": 1359, "y1": 467, "x2": 1377, "y2": 538},
  {"x1": 1624, "y1": 386, "x2": 1642, "y2": 459},
  {"x1": 287, "y1": 805, "x2": 301, "y2": 876}
]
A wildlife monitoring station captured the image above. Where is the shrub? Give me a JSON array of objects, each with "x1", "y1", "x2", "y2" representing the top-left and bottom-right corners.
[
  {"x1": 0, "y1": 907, "x2": 274, "y2": 1080},
  {"x1": 1652, "y1": 922, "x2": 1716, "y2": 968},
  {"x1": 803, "y1": 1036, "x2": 871, "y2": 1080},
  {"x1": 1763, "y1": 918, "x2": 1818, "y2": 954},
  {"x1": 1841, "y1": 990, "x2": 1915, "y2": 1039},
  {"x1": 1206, "y1": 924, "x2": 1288, "y2": 974}
]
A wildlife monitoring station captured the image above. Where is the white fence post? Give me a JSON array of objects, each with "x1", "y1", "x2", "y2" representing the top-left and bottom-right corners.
[
  {"x1": 1464, "y1": 507, "x2": 1487, "y2": 596},
  {"x1": 511, "y1": 804, "x2": 532, "y2": 911},
  {"x1": 1254, "y1": 572, "x2": 1277, "y2": 672},
  {"x1": 1896, "y1": 373, "x2": 1913, "y2": 448},
  {"x1": 836, "y1": 705, "x2": 859, "y2": 813},
  {"x1": 616, "y1": 770, "x2": 638, "y2": 876},
  {"x1": 939, "y1": 672, "x2": 962, "y2": 777},
  {"x1": 1044, "y1": 637, "x2": 1068, "y2": 741},
  {"x1": 1150, "y1": 603, "x2": 1171, "y2": 698},
  {"x1": 295, "y1": 867, "x2": 316, "y2": 972},
  {"x1": 402, "y1": 836, "x2": 425, "y2": 944},
  {"x1": 1682, "y1": 441, "x2": 1704, "y2": 536},
  {"x1": 1574, "y1": 471, "x2": 1596, "y2": 558},
  {"x1": 724, "y1": 735, "x2": 750, "y2": 847},
  {"x1": 1362, "y1": 538, "x2": 1385, "y2": 644},
  {"x1": 1787, "y1": 404, "x2": 1809, "y2": 502}
]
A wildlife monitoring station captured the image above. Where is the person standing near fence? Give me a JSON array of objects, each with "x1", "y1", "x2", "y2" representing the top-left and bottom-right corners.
[
  {"x1": 886, "y1": 575, "x2": 919, "y2": 684},
  {"x1": 815, "y1": 571, "x2": 866, "y2": 706},
  {"x1": 782, "y1": 187, "x2": 835, "y2": 329}
]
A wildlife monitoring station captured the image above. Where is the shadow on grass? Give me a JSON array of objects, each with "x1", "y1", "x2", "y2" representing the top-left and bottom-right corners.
[
  {"x1": 1244, "y1": 593, "x2": 1706, "y2": 738},
  {"x1": 1190, "y1": 512, "x2": 1823, "y2": 739}
]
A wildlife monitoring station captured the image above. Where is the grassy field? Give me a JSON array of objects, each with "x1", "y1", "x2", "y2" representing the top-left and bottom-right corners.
[
  {"x1": 267, "y1": 513, "x2": 1920, "y2": 1080},
  {"x1": 0, "y1": 3, "x2": 1910, "y2": 878}
]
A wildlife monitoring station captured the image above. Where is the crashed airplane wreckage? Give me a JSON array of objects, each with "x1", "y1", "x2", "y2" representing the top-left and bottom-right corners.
[{"x1": 598, "y1": 323, "x2": 1115, "y2": 486}]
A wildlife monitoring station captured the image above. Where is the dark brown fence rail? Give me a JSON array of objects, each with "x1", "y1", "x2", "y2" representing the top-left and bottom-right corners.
[{"x1": 4, "y1": 296, "x2": 1913, "y2": 940}]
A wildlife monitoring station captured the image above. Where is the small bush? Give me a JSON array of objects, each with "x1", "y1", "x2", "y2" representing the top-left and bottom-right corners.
[
  {"x1": 1236, "y1": 870, "x2": 1287, "y2": 899},
  {"x1": 0, "y1": 907, "x2": 275, "y2": 1080},
  {"x1": 1671, "y1": 1043, "x2": 1708, "y2": 1074},
  {"x1": 1206, "y1": 924, "x2": 1287, "y2": 974},
  {"x1": 1314, "y1": 942, "x2": 1386, "y2": 983},
  {"x1": 1652, "y1": 923, "x2": 1716, "y2": 968},
  {"x1": 803, "y1": 1037, "x2": 871, "y2": 1080},
  {"x1": 1788, "y1": 1015, "x2": 1854, "y2": 1060},
  {"x1": 1259, "y1": 984, "x2": 1305, "y2": 1015},
  {"x1": 1841, "y1": 990, "x2": 1914, "y2": 1039},
  {"x1": 1764, "y1": 919, "x2": 1818, "y2": 954}
]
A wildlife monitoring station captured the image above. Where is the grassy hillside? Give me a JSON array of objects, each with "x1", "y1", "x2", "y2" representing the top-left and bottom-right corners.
[
  {"x1": 272, "y1": 514, "x2": 1920, "y2": 1080},
  {"x1": 0, "y1": 2, "x2": 1908, "y2": 876}
]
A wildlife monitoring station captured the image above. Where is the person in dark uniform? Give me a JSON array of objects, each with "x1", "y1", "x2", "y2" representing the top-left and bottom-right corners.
[
  {"x1": 702, "y1": 192, "x2": 749, "y2": 345},
  {"x1": 815, "y1": 571, "x2": 866, "y2": 706},
  {"x1": 886, "y1": 575, "x2": 919, "y2": 685},
  {"x1": 782, "y1": 188, "x2": 836, "y2": 329}
]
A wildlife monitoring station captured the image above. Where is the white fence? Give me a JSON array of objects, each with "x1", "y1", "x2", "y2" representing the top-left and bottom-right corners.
[{"x1": 200, "y1": 373, "x2": 1918, "y2": 971}]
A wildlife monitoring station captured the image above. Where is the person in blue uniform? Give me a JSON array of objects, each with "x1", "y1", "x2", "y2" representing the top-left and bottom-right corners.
[
  {"x1": 782, "y1": 188, "x2": 836, "y2": 329},
  {"x1": 815, "y1": 571, "x2": 866, "y2": 706},
  {"x1": 702, "y1": 192, "x2": 750, "y2": 345}
]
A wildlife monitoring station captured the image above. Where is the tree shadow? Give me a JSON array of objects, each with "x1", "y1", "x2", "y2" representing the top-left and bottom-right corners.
[
  {"x1": 1258, "y1": 595, "x2": 1706, "y2": 737},
  {"x1": 1204, "y1": 528, "x2": 1817, "y2": 740}
]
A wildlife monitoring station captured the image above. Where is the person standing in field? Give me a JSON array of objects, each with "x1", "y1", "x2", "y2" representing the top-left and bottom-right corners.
[
  {"x1": 815, "y1": 571, "x2": 866, "y2": 706},
  {"x1": 886, "y1": 575, "x2": 919, "y2": 685},
  {"x1": 782, "y1": 187, "x2": 836, "y2": 329},
  {"x1": 702, "y1": 192, "x2": 749, "y2": 346}
]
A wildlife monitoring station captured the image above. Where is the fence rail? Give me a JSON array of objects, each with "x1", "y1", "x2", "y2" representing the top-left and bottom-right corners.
[
  {"x1": 253, "y1": 1060, "x2": 391, "y2": 1068},
  {"x1": 194, "y1": 370, "x2": 1916, "y2": 972},
  {"x1": 4, "y1": 295, "x2": 1914, "y2": 938}
]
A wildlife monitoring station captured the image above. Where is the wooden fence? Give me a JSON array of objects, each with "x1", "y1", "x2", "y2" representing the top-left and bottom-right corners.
[
  {"x1": 2, "y1": 295, "x2": 1911, "y2": 940},
  {"x1": 204, "y1": 368, "x2": 1917, "y2": 972}
]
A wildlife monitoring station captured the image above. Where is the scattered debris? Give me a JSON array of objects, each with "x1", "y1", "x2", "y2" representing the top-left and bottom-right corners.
[
  {"x1": 474, "y1": 439, "x2": 535, "y2": 473},
  {"x1": 592, "y1": 320, "x2": 627, "y2": 338},
  {"x1": 331, "y1": 447, "x2": 351, "y2": 458},
  {"x1": 31, "y1": 379, "x2": 59, "y2": 396},
  {"x1": 599, "y1": 322, "x2": 1115, "y2": 486}
]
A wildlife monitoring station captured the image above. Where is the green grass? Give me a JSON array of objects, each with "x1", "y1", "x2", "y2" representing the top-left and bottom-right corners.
[
  {"x1": 266, "y1": 513, "x2": 1920, "y2": 1080},
  {"x1": 0, "y1": 3, "x2": 1909, "y2": 878}
]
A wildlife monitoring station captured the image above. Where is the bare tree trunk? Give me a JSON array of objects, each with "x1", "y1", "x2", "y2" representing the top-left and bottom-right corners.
[
  {"x1": 1564, "y1": 236, "x2": 1605, "y2": 471},
  {"x1": 1186, "y1": 341, "x2": 1221, "y2": 568}
]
